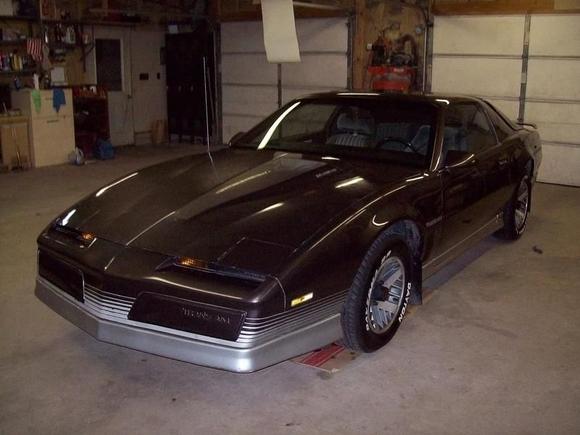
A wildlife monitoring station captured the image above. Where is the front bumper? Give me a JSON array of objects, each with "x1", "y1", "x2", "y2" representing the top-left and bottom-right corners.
[{"x1": 36, "y1": 277, "x2": 343, "y2": 372}]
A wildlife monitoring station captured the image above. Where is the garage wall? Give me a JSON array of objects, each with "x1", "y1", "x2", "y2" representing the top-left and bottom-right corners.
[
  {"x1": 432, "y1": 14, "x2": 580, "y2": 186},
  {"x1": 221, "y1": 18, "x2": 349, "y2": 142}
]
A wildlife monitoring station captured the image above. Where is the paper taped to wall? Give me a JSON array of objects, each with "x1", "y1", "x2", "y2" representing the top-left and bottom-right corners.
[{"x1": 261, "y1": 0, "x2": 301, "y2": 63}]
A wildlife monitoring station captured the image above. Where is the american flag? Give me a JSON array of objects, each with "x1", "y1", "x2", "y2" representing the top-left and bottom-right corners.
[{"x1": 27, "y1": 38, "x2": 43, "y2": 63}]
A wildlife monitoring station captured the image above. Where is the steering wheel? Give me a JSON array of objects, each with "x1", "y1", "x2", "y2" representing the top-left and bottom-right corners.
[{"x1": 376, "y1": 137, "x2": 422, "y2": 155}]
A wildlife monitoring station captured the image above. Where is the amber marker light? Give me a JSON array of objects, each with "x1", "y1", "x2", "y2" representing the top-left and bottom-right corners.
[
  {"x1": 291, "y1": 292, "x2": 313, "y2": 308},
  {"x1": 177, "y1": 257, "x2": 208, "y2": 269},
  {"x1": 80, "y1": 232, "x2": 96, "y2": 242}
]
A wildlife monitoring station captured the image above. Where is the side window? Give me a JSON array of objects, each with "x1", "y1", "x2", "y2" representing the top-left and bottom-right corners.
[
  {"x1": 443, "y1": 104, "x2": 497, "y2": 156},
  {"x1": 483, "y1": 102, "x2": 515, "y2": 142}
]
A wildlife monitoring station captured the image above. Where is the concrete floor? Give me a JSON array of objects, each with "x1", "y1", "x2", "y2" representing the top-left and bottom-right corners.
[{"x1": 1, "y1": 146, "x2": 579, "y2": 434}]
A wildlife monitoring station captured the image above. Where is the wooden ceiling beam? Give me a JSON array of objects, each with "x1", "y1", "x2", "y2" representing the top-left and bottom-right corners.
[{"x1": 433, "y1": 0, "x2": 580, "y2": 15}]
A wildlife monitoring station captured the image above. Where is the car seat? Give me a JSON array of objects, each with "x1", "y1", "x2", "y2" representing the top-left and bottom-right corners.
[{"x1": 327, "y1": 113, "x2": 373, "y2": 147}]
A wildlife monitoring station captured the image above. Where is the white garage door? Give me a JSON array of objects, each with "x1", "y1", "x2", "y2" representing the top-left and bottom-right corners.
[
  {"x1": 432, "y1": 14, "x2": 580, "y2": 186},
  {"x1": 526, "y1": 14, "x2": 580, "y2": 186},
  {"x1": 432, "y1": 15, "x2": 524, "y2": 120},
  {"x1": 221, "y1": 18, "x2": 348, "y2": 142}
]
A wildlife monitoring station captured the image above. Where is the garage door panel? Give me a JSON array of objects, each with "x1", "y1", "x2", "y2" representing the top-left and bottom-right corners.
[
  {"x1": 485, "y1": 98, "x2": 520, "y2": 120},
  {"x1": 296, "y1": 18, "x2": 348, "y2": 52},
  {"x1": 282, "y1": 54, "x2": 347, "y2": 88},
  {"x1": 529, "y1": 15, "x2": 580, "y2": 56},
  {"x1": 527, "y1": 59, "x2": 580, "y2": 100},
  {"x1": 526, "y1": 101, "x2": 580, "y2": 123},
  {"x1": 221, "y1": 19, "x2": 347, "y2": 144},
  {"x1": 221, "y1": 21, "x2": 264, "y2": 53},
  {"x1": 222, "y1": 54, "x2": 278, "y2": 84},
  {"x1": 537, "y1": 144, "x2": 580, "y2": 186},
  {"x1": 281, "y1": 87, "x2": 342, "y2": 104},
  {"x1": 222, "y1": 85, "x2": 278, "y2": 117},
  {"x1": 432, "y1": 57, "x2": 522, "y2": 97},
  {"x1": 433, "y1": 16, "x2": 524, "y2": 55},
  {"x1": 526, "y1": 102, "x2": 580, "y2": 143},
  {"x1": 533, "y1": 123, "x2": 580, "y2": 145},
  {"x1": 432, "y1": 13, "x2": 580, "y2": 186},
  {"x1": 222, "y1": 115, "x2": 263, "y2": 143}
]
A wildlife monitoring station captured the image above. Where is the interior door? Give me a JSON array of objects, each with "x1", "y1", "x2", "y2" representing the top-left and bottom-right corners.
[
  {"x1": 91, "y1": 27, "x2": 134, "y2": 146},
  {"x1": 131, "y1": 29, "x2": 167, "y2": 145}
]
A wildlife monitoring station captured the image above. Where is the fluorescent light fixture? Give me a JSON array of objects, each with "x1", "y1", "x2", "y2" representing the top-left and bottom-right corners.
[
  {"x1": 335, "y1": 176, "x2": 364, "y2": 189},
  {"x1": 95, "y1": 172, "x2": 139, "y2": 197},
  {"x1": 257, "y1": 102, "x2": 301, "y2": 150},
  {"x1": 321, "y1": 156, "x2": 340, "y2": 161}
]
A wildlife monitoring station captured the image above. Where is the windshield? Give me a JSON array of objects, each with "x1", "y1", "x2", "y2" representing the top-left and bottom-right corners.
[{"x1": 233, "y1": 98, "x2": 438, "y2": 168}]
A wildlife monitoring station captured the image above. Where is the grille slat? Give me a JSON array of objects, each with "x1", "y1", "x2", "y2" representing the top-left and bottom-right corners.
[
  {"x1": 83, "y1": 284, "x2": 135, "y2": 320},
  {"x1": 84, "y1": 291, "x2": 134, "y2": 309}
]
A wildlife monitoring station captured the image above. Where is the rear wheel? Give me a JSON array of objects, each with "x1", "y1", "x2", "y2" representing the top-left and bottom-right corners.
[
  {"x1": 341, "y1": 236, "x2": 413, "y2": 352},
  {"x1": 500, "y1": 175, "x2": 531, "y2": 240}
]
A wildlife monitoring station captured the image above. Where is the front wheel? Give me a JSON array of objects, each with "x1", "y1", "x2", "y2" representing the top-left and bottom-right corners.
[
  {"x1": 500, "y1": 175, "x2": 531, "y2": 240},
  {"x1": 341, "y1": 236, "x2": 414, "y2": 352}
]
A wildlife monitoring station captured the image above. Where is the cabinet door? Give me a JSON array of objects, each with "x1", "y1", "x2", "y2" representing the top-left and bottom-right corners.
[
  {"x1": 31, "y1": 115, "x2": 75, "y2": 167},
  {"x1": 0, "y1": 123, "x2": 30, "y2": 168}
]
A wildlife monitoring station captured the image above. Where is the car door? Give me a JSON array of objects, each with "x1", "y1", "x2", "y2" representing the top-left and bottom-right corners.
[{"x1": 432, "y1": 103, "x2": 498, "y2": 264}]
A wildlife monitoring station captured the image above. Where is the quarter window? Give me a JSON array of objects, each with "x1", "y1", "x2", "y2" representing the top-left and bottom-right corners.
[
  {"x1": 443, "y1": 103, "x2": 497, "y2": 156},
  {"x1": 483, "y1": 102, "x2": 515, "y2": 142}
]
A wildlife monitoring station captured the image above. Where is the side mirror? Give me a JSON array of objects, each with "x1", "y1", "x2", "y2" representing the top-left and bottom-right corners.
[
  {"x1": 444, "y1": 150, "x2": 475, "y2": 168},
  {"x1": 228, "y1": 131, "x2": 246, "y2": 147}
]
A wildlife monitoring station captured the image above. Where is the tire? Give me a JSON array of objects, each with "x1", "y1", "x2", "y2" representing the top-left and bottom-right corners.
[
  {"x1": 500, "y1": 175, "x2": 531, "y2": 240},
  {"x1": 341, "y1": 235, "x2": 415, "y2": 353}
]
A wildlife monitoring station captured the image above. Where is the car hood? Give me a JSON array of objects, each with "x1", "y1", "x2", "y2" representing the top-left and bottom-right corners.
[{"x1": 58, "y1": 148, "x2": 417, "y2": 274}]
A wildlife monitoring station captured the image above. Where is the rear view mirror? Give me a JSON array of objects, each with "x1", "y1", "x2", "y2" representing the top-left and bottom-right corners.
[
  {"x1": 444, "y1": 150, "x2": 475, "y2": 168},
  {"x1": 228, "y1": 132, "x2": 246, "y2": 146}
]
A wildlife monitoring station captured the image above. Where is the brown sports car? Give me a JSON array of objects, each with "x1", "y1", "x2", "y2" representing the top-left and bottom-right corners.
[{"x1": 36, "y1": 92, "x2": 542, "y2": 372}]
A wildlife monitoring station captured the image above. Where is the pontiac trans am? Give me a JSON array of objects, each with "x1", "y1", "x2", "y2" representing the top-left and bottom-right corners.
[{"x1": 36, "y1": 93, "x2": 542, "y2": 372}]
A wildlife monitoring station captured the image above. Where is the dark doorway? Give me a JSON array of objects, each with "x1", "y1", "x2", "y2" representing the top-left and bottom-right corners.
[
  {"x1": 166, "y1": 23, "x2": 216, "y2": 143},
  {"x1": 95, "y1": 39, "x2": 123, "y2": 92}
]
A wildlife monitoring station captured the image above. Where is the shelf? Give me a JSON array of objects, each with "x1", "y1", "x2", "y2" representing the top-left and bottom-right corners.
[
  {"x1": 0, "y1": 15, "x2": 39, "y2": 23},
  {"x1": 42, "y1": 18, "x2": 138, "y2": 28},
  {"x1": 0, "y1": 68, "x2": 36, "y2": 75},
  {"x1": 0, "y1": 40, "x2": 27, "y2": 46},
  {"x1": 50, "y1": 42, "x2": 78, "y2": 50}
]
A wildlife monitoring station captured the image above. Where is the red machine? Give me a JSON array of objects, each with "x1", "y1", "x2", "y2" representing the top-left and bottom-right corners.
[{"x1": 366, "y1": 33, "x2": 418, "y2": 93}]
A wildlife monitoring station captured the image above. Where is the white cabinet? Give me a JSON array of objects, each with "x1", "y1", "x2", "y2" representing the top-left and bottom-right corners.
[{"x1": 11, "y1": 89, "x2": 75, "y2": 167}]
